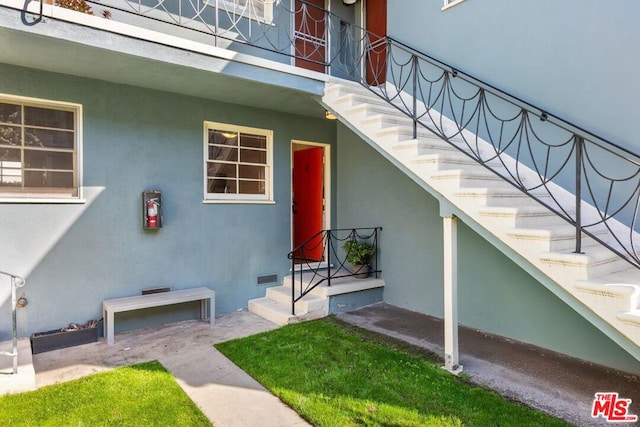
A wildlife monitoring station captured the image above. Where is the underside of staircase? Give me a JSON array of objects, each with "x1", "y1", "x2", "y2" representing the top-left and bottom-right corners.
[
  {"x1": 249, "y1": 270, "x2": 385, "y2": 326},
  {"x1": 321, "y1": 79, "x2": 640, "y2": 362}
]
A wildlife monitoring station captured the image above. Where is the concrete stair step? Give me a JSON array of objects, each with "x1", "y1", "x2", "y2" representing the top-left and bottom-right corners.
[
  {"x1": 345, "y1": 103, "x2": 409, "y2": 121},
  {"x1": 331, "y1": 93, "x2": 390, "y2": 110},
  {"x1": 376, "y1": 125, "x2": 441, "y2": 144},
  {"x1": 248, "y1": 297, "x2": 328, "y2": 326},
  {"x1": 248, "y1": 297, "x2": 295, "y2": 326},
  {"x1": 507, "y1": 226, "x2": 604, "y2": 253},
  {"x1": 392, "y1": 138, "x2": 457, "y2": 159},
  {"x1": 477, "y1": 206, "x2": 571, "y2": 229},
  {"x1": 360, "y1": 113, "x2": 415, "y2": 130},
  {"x1": 265, "y1": 285, "x2": 327, "y2": 313},
  {"x1": 454, "y1": 187, "x2": 548, "y2": 208},
  {"x1": 539, "y1": 248, "x2": 630, "y2": 281},
  {"x1": 430, "y1": 168, "x2": 504, "y2": 189},
  {"x1": 325, "y1": 81, "x2": 373, "y2": 98},
  {"x1": 618, "y1": 310, "x2": 640, "y2": 326}
]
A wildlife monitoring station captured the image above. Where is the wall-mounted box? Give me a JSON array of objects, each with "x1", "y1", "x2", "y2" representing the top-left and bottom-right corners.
[{"x1": 142, "y1": 190, "x2": 163, "y2": 230}]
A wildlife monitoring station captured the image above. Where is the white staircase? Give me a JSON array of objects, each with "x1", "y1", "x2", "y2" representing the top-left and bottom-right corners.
[
  {"x1": 322, "y1": 80, "x2": 640, "y2": 360},
  {"x1": 249, "y1": 270, "x2": 385, "y2": 326}
]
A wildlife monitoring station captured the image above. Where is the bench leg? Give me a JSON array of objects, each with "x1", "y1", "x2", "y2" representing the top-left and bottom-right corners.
[
  {"x1": 106, "y1": 310, "x2": 115, "y2": 345},
  {"x1": 201, "y1": 298, "x2": 215, "y2": 326}
]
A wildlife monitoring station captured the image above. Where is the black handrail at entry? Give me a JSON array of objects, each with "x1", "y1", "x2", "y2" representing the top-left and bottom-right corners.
[
  {"x1": 25, "y1": 0, "x2": 640, "y2": 267},
  {"x1": 288, "y1": 227, "x2": 381, "y2": 315}
]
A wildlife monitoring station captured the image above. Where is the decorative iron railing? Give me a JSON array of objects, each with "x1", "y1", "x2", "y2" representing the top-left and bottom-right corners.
[
  {"x1": 0, "y1": 270, "x2": 25, "y2": 375},
  {"x1": 364, "y1": 37, "x2": 640, "y2": 269},
  {"x1": 287, "y1": 227, "x2": 381, "y2": 315},
  {"x1": 20, "y1": 0, "x2": 640, "y2": 267}
]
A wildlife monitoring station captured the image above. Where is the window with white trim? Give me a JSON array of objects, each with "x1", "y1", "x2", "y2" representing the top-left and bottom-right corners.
[
  {"x1": 0, "y1": 95, "x2": 81, "y2": 199},
  {"x1": 204, "y1": 122, "x2": 273, "y2": 202},
  {"x1": 216, "y1": 0, "x2": 275, "y2": 24}
]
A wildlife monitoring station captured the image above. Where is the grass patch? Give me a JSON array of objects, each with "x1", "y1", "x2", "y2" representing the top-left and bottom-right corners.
[
  {"x1": 216, "y1": 318, "x2": 568, "y2": 427},
  {"x1": 0, "y1": 361, "x2": 211, "y2": 426}
]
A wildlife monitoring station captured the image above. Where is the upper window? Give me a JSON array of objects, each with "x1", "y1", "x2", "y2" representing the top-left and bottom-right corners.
[
  {"x1": 442, "y1": 0, "x2": 467, "y2": 10},
  {"x1": 204, "y1": 122, "x2": 273, "y2": 202},
  {"x1": 216, "y1": 0, "x2": 275, "y2": 24},
  {"x1": 0, "y1": 95, "x2": 81, "y2": 200}
]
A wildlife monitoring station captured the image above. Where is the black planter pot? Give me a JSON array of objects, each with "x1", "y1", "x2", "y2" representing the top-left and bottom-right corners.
[{"x1": 31, "y1": 327, "x2": 99, "y2": 354}]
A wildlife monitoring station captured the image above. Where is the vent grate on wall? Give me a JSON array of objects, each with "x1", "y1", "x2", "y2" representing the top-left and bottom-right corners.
[{"x1": 257, "y1": 274, "x2": 278, "y2": 285}]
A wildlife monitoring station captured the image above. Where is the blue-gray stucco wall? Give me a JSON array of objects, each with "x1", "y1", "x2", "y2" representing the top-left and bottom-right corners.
[
  {"x1": 0, "y1": 62, "x2": 336, "y2": 338},
  {"x1": 387, "y1": 0, "x2": 640, "y2": 152},
  {"x1": 336, "y1": 122, "x2": 640, "y2": 374}
]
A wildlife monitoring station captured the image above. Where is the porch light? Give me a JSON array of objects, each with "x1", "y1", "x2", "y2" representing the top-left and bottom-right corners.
[
  {"x1": 325, "y1": 111, "x2": 337, "y2": 120},
  {"x1": 343, "y1": 0, "x2": 357, "y2": 4}
]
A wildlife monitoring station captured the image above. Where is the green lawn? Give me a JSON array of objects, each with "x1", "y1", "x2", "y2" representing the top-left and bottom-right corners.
[
  {"x1": 216, "y1": 318, "x2": 568, "y2": 427},
  {"x1": 0, "y1": 361, "x2": 211, "y2": 426}
]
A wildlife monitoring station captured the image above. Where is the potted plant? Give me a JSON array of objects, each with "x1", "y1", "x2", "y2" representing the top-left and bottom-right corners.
[{"x1": 343, "y1": 240, "x2": 375, "y2": 279}]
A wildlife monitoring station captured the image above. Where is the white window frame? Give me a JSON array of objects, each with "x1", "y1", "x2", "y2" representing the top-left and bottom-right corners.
[
  {"x1": 208, "y1": 0, "x2": 276, "y2": 25},
  {"x1": 442, "y1": 0, "x2": 467, "y2": 11},
  {"x1": 0, "y1": 93, "x2": 83, "y2": 203},
  {"x1": 203, "y1": 121, "x2": 274, "y2": 204}
]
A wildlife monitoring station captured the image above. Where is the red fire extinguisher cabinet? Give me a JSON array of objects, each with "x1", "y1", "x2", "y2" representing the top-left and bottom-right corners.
[{"x1": 142, "y1": 190, "x2": 163, "y2": 230}]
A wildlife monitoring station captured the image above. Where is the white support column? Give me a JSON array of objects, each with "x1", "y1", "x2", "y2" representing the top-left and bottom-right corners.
[{"x1": 442, "y1": 214, "x2": 463, "y2": 374}]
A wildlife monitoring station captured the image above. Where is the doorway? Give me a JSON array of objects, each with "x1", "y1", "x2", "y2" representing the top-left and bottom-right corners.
[
  {"x1": 365, "y1": 0, "x2": 387, "y2": 86},
  {"x1": 294, "y1": 0, "x2": 327, "y2": 72},
  {"x1": 291, "y1": 141, "x2": 330, "y2": 262}
]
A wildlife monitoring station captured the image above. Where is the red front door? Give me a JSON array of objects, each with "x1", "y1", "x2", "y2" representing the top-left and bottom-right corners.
[
  {"x1": 365, "y1": 0, "x2": 387, "y2": 86},
  {"x1": 293, "y1": 147, "x2": 324, "y2": 261},
  {"x1": 294, "y1": 0, "x2": 327, "y2": 72}
]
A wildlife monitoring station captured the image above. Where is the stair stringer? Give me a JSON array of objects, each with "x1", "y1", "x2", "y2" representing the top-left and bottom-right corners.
[{"x1": 320, "y1": 80, "x2": 640, "y2": 363}]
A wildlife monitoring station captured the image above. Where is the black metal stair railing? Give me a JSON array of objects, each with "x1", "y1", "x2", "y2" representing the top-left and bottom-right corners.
[
  {"x1": 287, "y1": 227, "x2": 381, "y2": 315},
  {"x1": 359, "y1": 37, "x2": 640, "y2": 269}
]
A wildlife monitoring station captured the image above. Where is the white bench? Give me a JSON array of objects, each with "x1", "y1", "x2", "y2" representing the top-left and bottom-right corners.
[{"x1": 103, "y1": 287, "x2": 215, "y2": 345}]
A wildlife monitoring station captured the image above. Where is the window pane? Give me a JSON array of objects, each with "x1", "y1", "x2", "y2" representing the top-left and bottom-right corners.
[
  {"x1": 209, "y1": 130, "x2": 238, "y2": 146},
  {"x1": 240, "y1": 134, "x2": 266, "y2": 149},
  {"x1": 0, "y1": 148, "x2": 21, "y2": 162},
  {"x1": 24, "y1": 106, "x2": 74, "y2": 130},
  {"x1": 0, "y1": 125, "x2": 21, "y2": 146},
  {"x1": 239, "y1": 180, "x2": 265, "y2": 194},
  {"x1": 207, "y1": 162, "x2": 237, "y2": 179},
  {"x1": 208, "y1": 146, "x2": 238, "y2": 162},
  {"x1": 25, "y1": 128, "x2": 74, "y2": 149},
  {"x1": 0, "y1": 103, "x2": 20, "y2": 124},
  {"x1": 0, "y1": 153, "x2": 21, "y2": 186},
  {"x1": 240, "y1": 148, "x2": 266, "y2": 164},
  {"x1": 24, "y1": 170, "x2": 74, "y2": 188},
  {"x1": 208, "y1": 178, "x2": 237, "y2": 194},
  {"x1": 238, "y1": 164, "x2": 265, "y2": 180},
  {"x1": 24, "y1": 150, "x2": 74, "y2": 170}
]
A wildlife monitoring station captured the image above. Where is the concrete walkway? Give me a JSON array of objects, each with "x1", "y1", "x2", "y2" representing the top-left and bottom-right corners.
[
  {"x1": 2, "y1": 311, "x2": 309, "y2": 427},
  {"x1": 2, "y1": 303, "x2": 640, "y2": 426}
]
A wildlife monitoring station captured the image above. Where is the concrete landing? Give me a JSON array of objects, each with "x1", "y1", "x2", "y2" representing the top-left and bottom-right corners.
[{"x1": 0, "y1": 338, "x2": 36, "y2": 394}]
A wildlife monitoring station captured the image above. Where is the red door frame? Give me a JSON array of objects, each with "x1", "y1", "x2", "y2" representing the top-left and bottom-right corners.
[
  {"x1": 291, "y1": 142, "x2": 330, "y2": 262},
  {"x1": 294, "y1": 0, "x2": 327, "y2": 73},
  {"x1": 365, "y1": 0, "x2": 387, "y2": 86}
]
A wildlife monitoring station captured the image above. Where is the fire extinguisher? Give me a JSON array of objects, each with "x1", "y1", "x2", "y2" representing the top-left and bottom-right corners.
[{"x1": 147, "y1": 198, "x2": 159, "y2": 229}]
